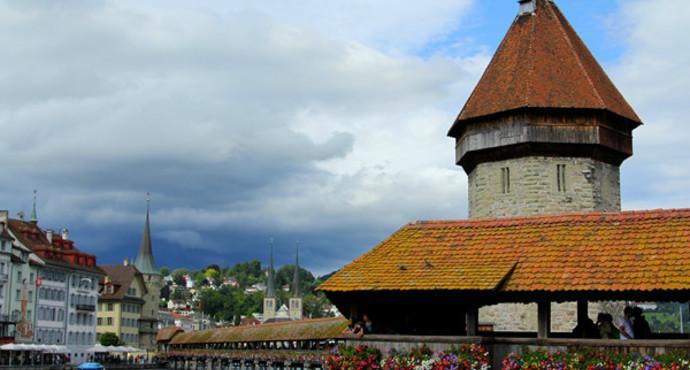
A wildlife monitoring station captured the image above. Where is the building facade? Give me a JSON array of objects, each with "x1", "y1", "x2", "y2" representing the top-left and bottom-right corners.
[
  {"x1": 97, "y1": 264, "x2": 147, "y2": 345},
  {"x1": 2, "y1": 206, "x2": 102, "y2": 363}
]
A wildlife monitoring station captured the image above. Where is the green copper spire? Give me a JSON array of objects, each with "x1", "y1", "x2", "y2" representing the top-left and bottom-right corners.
[
  {"x1": 266, "y1": 238, "x2": 275, "y2": 298},
  {"x1": 29, "y1": 190, "x2": 38, "y2": 224},
  {"x1": 134, "y1": 193, "x2": 160, "y2": 275},
  {"x1": 292, "y1": 242, "x2": 300, "y2": 297}
]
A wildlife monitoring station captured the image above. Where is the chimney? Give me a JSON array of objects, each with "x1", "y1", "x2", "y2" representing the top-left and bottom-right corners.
[
  {"x1": 16, "y1": 211, "x2": 25, "y2": 221},
  {"x1": 46, "y1": 229, "x2": 54, "y2": 244},
  {"x1": 518, "y1": 0, "x2": 536, "y2": 15},
  {"x1": 0, "y1": 211, "x2": 7, "y2": 232},
  {"x1": 61, "y1": 228, "x2": 69, "y2": 240}
]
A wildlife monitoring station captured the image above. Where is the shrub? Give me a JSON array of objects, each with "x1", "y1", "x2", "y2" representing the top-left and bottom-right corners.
[{"x1": 502, "y1": 348, "x2": 690, "y2": 370}]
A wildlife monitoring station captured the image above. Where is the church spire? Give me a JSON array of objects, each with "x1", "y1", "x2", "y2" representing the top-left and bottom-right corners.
[
  {"x1": 266, "y1": 237, "x2": 275, "y2": 298},
  {"x1": 134, "y1": 193, "x2": 160, "y2": 275},
  {"x1": 292, "y1": 242, "x2": 300, "y2": 297},
  {"x1": 29, "y1": 190, "x2": 38, "y2": 224}
]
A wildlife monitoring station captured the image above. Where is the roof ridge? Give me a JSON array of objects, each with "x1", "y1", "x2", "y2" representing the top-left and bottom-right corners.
[
  {"x1": 548, "y1": 1, "x2": 605, "y2": 109},
  {"x1": 524, "y1": 9, "x2": 537, "y2": 108},
  {"x1": 412, "y1": 208, "x2": 690, "y2": 227}
]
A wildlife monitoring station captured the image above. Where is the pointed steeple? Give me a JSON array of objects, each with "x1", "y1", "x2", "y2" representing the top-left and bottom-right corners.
[
  {"x1": 266, "y1": 238, "x2": 275, "y2": 298},
  {"x1": 292, "y1": 242, "x2": 300, "y2": 297},
  {"x1": 29, "y1": 190, "x2": 38, "y2": 224},
  {"x1": 134, "y1": 193, "x2": 160, "y2": 275}
]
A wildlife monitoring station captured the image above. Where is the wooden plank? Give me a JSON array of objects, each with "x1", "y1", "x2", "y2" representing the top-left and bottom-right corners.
[{"x1": 538, "y1": 301, "x2": 551, "y2": 339}]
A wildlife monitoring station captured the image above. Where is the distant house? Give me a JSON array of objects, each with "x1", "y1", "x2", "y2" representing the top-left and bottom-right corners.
[
  {"x1": 158, "y1": 310, "x2": 175, "y2": 329},
  {"x1": 170, "y1": 312, "x2": 193, "y2": 332},
  {"x1": 239, "y1": 315, "x2": 261, "y2": 326},
  {"x1": 167, "y1": 299, "x2": 187, "y2": 310},
  {"x1": 244, "y1": 283, "x2": 266, "y2": 294},
  {"x1": 222, "y1": 277, "x2": 239, "y2": 288}
]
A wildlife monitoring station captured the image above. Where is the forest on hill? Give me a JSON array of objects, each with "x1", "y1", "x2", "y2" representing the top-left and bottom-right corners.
[{"x1": 160, "y1": 261, "x2": 336, "y2": 324}]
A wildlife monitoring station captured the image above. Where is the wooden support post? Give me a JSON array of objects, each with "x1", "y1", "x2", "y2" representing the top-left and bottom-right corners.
[
  {"x1": 537, "y1": 301, "x2": 551, "y2": 339},
  {"x1": 577, "y1": 300, "x2": 588, "y2": 326},
  {"x1": 466, "y1": 306, "x2": 479, "y2": 336}
]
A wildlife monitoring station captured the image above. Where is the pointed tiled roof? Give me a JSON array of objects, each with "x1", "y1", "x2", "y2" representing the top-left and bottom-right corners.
[
  {"x1": 134, "y1": 197, "x2": 160, "y2": 276},
  {"x1": 319, "y1": 209, "x2": 690, "y2": 293},
  {"x1": 292, "y1": 244, "x2": 300, "y2": 297},
  {"x1": 266, "y1": 240, "x2": 275, "y2": 298},
  {"x1": 449, "y1": 0, "x2": 641, "y2": 134},
  {"x1": 100, "y1": 264, "x2": 147, "y2": 300}
]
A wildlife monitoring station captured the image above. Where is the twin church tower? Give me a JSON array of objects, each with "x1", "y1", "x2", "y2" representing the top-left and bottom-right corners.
[{"x1": 263, "y1": 241, "x2": 303, "y2": 322}]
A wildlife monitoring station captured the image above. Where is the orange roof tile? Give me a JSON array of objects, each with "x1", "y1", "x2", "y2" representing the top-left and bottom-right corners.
[
  {"x1": 450, "y1": 0, "x2": 640, "y2": 134},
  {"x1": 319, "y1": 209, "x2": 690, "y2": 293},
  {"x1": 168, "y1": 317, "x2": 348, "y2": 345},
  {"x1": 156, "y1": 326, "x2": 184, "y2": 342}
]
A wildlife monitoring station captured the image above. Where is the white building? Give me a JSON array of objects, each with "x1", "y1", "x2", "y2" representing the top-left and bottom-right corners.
[{"x1": 5, "y1": 209, "x2": 102, "y2": 364}]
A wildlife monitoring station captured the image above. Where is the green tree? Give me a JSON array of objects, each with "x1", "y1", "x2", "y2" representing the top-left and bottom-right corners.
[
  {"x1": 99, "y1": 332, "x2": 123, "y2": 346},
  {"x1": 171, "y1": 268, "x2": 189, "y2": 286},
  {"x1": 160, "y1": 284, "x2": 171, "y2": 301},
  {"x1": 160, "y1": 267, "x2": 170, "y2": 276},
  {"x1": 171, "y1": 289, "x2": 185, "y2": 301}
]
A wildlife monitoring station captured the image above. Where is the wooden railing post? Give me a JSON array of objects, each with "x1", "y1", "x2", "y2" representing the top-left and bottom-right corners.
[
  {"x1": 538, "y1": 301, "x2": 551, "y2": 339},
  {"x1": 577, "y1": 300, "x2": 588, "y2": 326},
  {"x1": 466, "y1": 306, "x2": 479, "y2": 336}
]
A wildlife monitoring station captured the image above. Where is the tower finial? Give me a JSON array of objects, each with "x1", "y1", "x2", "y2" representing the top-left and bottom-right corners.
[
  {"x1": 518, "y1": 0, "x2": 536, "y2": 15},
  {"x1": 30, "y1": 190, "x2": 38, "y2": 224}
]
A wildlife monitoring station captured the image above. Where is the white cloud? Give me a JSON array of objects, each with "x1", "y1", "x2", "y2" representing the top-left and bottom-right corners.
[
  {"x1": 609, "y1": 0, "x2": 690, "y2": 210},
  {"x1": 0, "y1": 0, "x2": 484, "y2": 271}
]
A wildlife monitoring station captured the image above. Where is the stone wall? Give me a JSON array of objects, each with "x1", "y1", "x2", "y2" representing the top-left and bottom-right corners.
[
  {"x1": 468, "y1": 156, "x2": 620, "y2": 219},
  {"x1": 479, "y1": 301, "x2": 625, "y2": 333}
]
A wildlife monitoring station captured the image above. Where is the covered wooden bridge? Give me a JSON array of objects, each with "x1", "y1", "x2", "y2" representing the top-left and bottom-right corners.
[
  {"x1": 158, "y1": 317, "x2": 348, "y2": 369},
  {"x1": 319, "y1": 209, "x2": 690, "y2": 336}
]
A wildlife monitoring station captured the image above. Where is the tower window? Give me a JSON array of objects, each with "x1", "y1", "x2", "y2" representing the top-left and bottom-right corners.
[
  {"x1": 501, "y1": 167, "x2": 511, "y2": 194},
  {"x1": 557, "y1": 164, "x2": 566, "y2": 192}
]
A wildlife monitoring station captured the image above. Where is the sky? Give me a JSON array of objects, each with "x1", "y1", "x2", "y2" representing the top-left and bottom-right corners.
[{"x1": 1, "y1": 0, "x2": 689, "y2": 276}]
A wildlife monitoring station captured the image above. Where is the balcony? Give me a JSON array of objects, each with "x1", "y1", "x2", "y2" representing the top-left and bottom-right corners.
[
  {"x1": 76, "y1": 304, "x2": 96, "y2": 312},
  {"x1": 0, "y1": 314, "x2": 13, "y2": 323}
]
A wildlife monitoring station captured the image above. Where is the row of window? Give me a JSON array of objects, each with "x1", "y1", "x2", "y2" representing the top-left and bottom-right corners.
[
  {"x1": 70, "y1": 294, "x2": 96, "y2": 307},
  {"x1": 98, "y1": 303, "x2": 114, "y2": 312},
  {"x1": 16, "y1": 271, "x2": 35, "y2": 285},
  {"x1": 71, "y1": 275, "x2": 97, "y2": 291},
  {"x1": 122, "y1": 303, "x2": 142, "y2": 314},
  {"x1": 121, "y1": 332, "x2": 139, "y2": 345},
  {"x1": 37, "y1": 306, "x2": 65, "y2": 322},
  {"x1": 15, "y1": 289, "x2": 33, "y2": 302},
  {"x1": 39, "y1": 287, "x2": 65, "y2": 301},
  {"x1": 97, "y1": 317, "x2": 113, "y2": 326},
  {"x1": 499, "y1": 165, "x2": 569, "y2": 194},
  {"x1": 70, "y1": 312, "x2": 95, "y2": 326},
  {"x1": 122, "y1": 317, "x2": 139, "y2": 328},
  {"x1": 39, "y1": 269, "x2": 67, "y2": 283},
  {"x1": 67, "y1": 331, "x2": 94, "y2": 345},
  {"x1": 36, "y1": 329, "x2": 64, "y2": 344}
]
